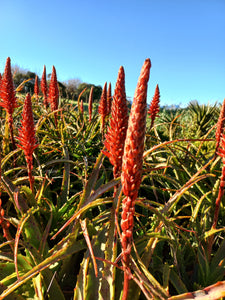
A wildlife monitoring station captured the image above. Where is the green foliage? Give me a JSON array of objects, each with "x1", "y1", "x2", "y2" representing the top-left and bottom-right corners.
[{"x1": 0, "y1": 93, "x2": 225, "y2": 300}]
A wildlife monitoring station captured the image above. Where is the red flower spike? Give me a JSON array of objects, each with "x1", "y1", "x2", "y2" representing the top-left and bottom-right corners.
[
  {"x1": 88, "y1": 86, "x2": 93, "y2": 123},
  {"x1": 120, "y1": 58, "x2": 151, "y2": 300},
  {"x1": 148, "y1": 84, "x2": 160, "y2": 129},
  {"x1": 215, "y1": 98, "x2": 225, "y2": 154},
  {"x1": 107, "y1": 82, "x2": 112, "y2": 116},
  {"x1": 0, "y1": 57, "x2": 17, "y2": 149},
  {"x1": 103, "y1": 66, "x2": 128, "y2": 187},
  {"x1": 41, "y1": 65, "x2": 48, "y2": 108},
  {"x1": 17, "y1": 93, "x2": 38, "y2": 193},
  {"x1": 48, "y1": 66, "x2": 59, "y2": 126},
  {"x1": 98, "y1": 82, "x2": 107, "y2": 135},
  {"x1": 34, "y1": 75, "x2": 39, "y2": 100},
  {"x1": 0, "y1": 73, "x2": 2, "y2": 89}
]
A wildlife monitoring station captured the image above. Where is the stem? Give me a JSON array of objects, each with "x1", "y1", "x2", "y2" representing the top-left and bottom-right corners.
[
  {"x1": 122, "y1": 271, "x2": 130, "y2": 300},
  {"x1": 208, "y1": 165, "x2": 225, "y2": 257},
  {"x1": 8, "y1": 114, "x2": 16, "y2": 150},
  {"x1": 27, "y1": 159, "x2": 34, "y2": 193}
]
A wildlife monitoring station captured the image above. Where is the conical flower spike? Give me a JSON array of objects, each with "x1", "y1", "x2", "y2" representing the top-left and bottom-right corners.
[
  {"x1": 34, "y1": 75, "x2": 39, "y2": 100},
  {"x1": 148, "y1": 84, "x2": 160, "y2": 129},
  {"x1": 88, "y1": 86, "x2": 93, "y2": 123},
  {"x1": 41, "y1": 65, "x2": 48, "y2": 108},
  {"x1": 48, "y1": 66, "x2": 59, "y2": 126},
  {"x1": 107, "y1": 82, "x2": 112, "y2": 116},
  {"x1": 121, "y1": 58, "x2": 151, "y2": 300},
  {"x1": 103, "y1": 66, "x2": 128, "y2": 194},
  {"x1": 0, "y1": 57, "x2": 17, "y2": 149},
  {"x1": 98, "y1": 82, "x2": 107, "y2": 135},
  {"x1": 17, "y1": 93, "x2": 38, "y2": 193}
]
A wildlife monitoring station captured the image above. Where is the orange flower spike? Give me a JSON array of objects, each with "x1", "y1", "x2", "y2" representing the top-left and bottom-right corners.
[
  {"x1": 41, "y1": 65, "x2": 48, "y2": 108},
  {"x1": 148, "y1": 84, "x2": 160, "y2": 129},
  {"x1": 98, "y1": 82, "x2": 107, "y2": 135},
  {"x1": 104, "y1": 66, "x2": 128, "y2": 181},
  {"x1": 17, "y1": 93, "x2": 38, "y2": 193},
  {"x1": 48, "y1": 66, "x2": 59, "y2": 126},
  {"x1": 215, "y1": 98, "x2": 225, "y2": 154},
  {"x1": 0, "y1": 57, "x2": 17, "y2": 149},
  {"x1": 34, "y1": 75, "x2": 39, "y2": 99},
  {"x1": 107, "y1": 82, "x2": 112, "y2": 116},
  {"x1": 88, "y1": 86, "x2": 94, "y2": 122},
  {"x1": 121, "y1": 58, "x2": 151, "y2": 300}
]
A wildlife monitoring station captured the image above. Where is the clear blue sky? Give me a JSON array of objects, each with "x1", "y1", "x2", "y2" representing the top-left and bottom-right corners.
[{"x1": 0, "y1": 0, "x2": 224, "y2": 107}]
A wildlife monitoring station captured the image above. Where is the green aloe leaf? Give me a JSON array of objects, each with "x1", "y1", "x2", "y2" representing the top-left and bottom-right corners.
[{"x1": 0, "y1": 235, "x2": 86, "y2": 299}]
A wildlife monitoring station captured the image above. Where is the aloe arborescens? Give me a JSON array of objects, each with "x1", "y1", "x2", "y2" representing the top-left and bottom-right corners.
[
  {"x1": 17, "y1": 93, "x2": 38, "y2": 193},
  {"x1": 0, "y1": 57, "x2": 17, "y2": 149},
  {"x1": 98, "y1": 82, "x2": 107, "y2": 135},
  {"x1": 48, "y1": 66, "x2": 59, "y2": 126},
  {"x1": 107, "y1": 82, "x2": 112, "y2": 116},
  {"x1": 41, "y1": 65, "x2": 48, "y2": 108},
  {"x1": 34, "y1": 75, "x2": 39, "y2": 100},
  {"x1": 121, "y1": 58, "x2": 151, "y2": 300},
  {"x1": 148, "y1": 83, "x2": 160, "y2": 129},
  {"x1": 88, "y1": 86, "x2": 94, "y2": 123},
  {"x1": 103, "y1": 66, "x2": 128, "y2": 193}
]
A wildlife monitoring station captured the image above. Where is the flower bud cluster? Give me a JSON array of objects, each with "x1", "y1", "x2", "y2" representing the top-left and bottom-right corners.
[
  {"x1": 148, "y1": 84, "x2": 160, "y2": 128},
  {"x1": 121, "y1": 58, "x2": 151, "y2": 264}
]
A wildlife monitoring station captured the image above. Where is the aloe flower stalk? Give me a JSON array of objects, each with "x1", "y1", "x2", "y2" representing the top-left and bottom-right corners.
[
  {"x1": 41, "y1": 65, "x2": 48, "y2": 108},
  {"x1": 215, "y1": 98, "x2": 225, "y2": 154},
  {"x1": 207, "y1": 132, "x2": 225, "y2": 257},
  {"x1": 103, "y1": 66, "x2": 128, "y2": 195},
  {"x1": 98, "y1": 82, "x2": 107, "y2": 135},
  {"x1": 0, "y1": 57, "x2": 17, "y2": 150},
  {"x1": 0, "y1": 161, "x2": 14, "y2": 243},
  {"x1": 148, "y1": 84, "x2": 160, "y2": 129},
  {"x1": 0, "y1": 153, "x2": 9, "y2": 240},
  {"x1": 0, "y1": 199, "x2": 11, "y2": 240},
  {"x1": 17, "y1": 93, "x2": 38, "y2": 193},
  {"x1": 88, "y1": 86, "x2": 94, "y2": 122},
  {"x1": 214, "y1": 133, "x2": 225, "y2": 227},
  {"x1": 48, "y1": 66, "x2": 59, "y2": 126},
  {"x1": 214, "y1": 137, "x2": 225, "y2": 228},
  {"x1": 120, "y1": 58, "x2": 151, "y2": 300},
  {"x1": 34, "y1": 75, "x2": 39, "y2": 100},
  {"x1": 107, "y1": 82, "x2": 112, "y2": 116},
  {"x1": 80, "y1": 99, "x2": 84, "y2": 115}
]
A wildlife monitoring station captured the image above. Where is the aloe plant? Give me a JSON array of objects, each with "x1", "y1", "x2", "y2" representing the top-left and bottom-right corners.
[{"x1": 1, "y1": 57, "x2": 225, "y2": 300}]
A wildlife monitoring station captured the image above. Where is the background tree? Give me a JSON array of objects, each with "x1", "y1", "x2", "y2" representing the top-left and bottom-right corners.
[
  {"x1": 63, "y1": 79, "x2": 102, "y2": 102},
  {"x1": 63, "y1": 78, "x2": 82, "y2": 100},
  {"x1": 12, "y1": 65, "x2": 36, "y2": 93},
  {"x1": 76, "y1": 83, "x2": 102, "y2": 102}
]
